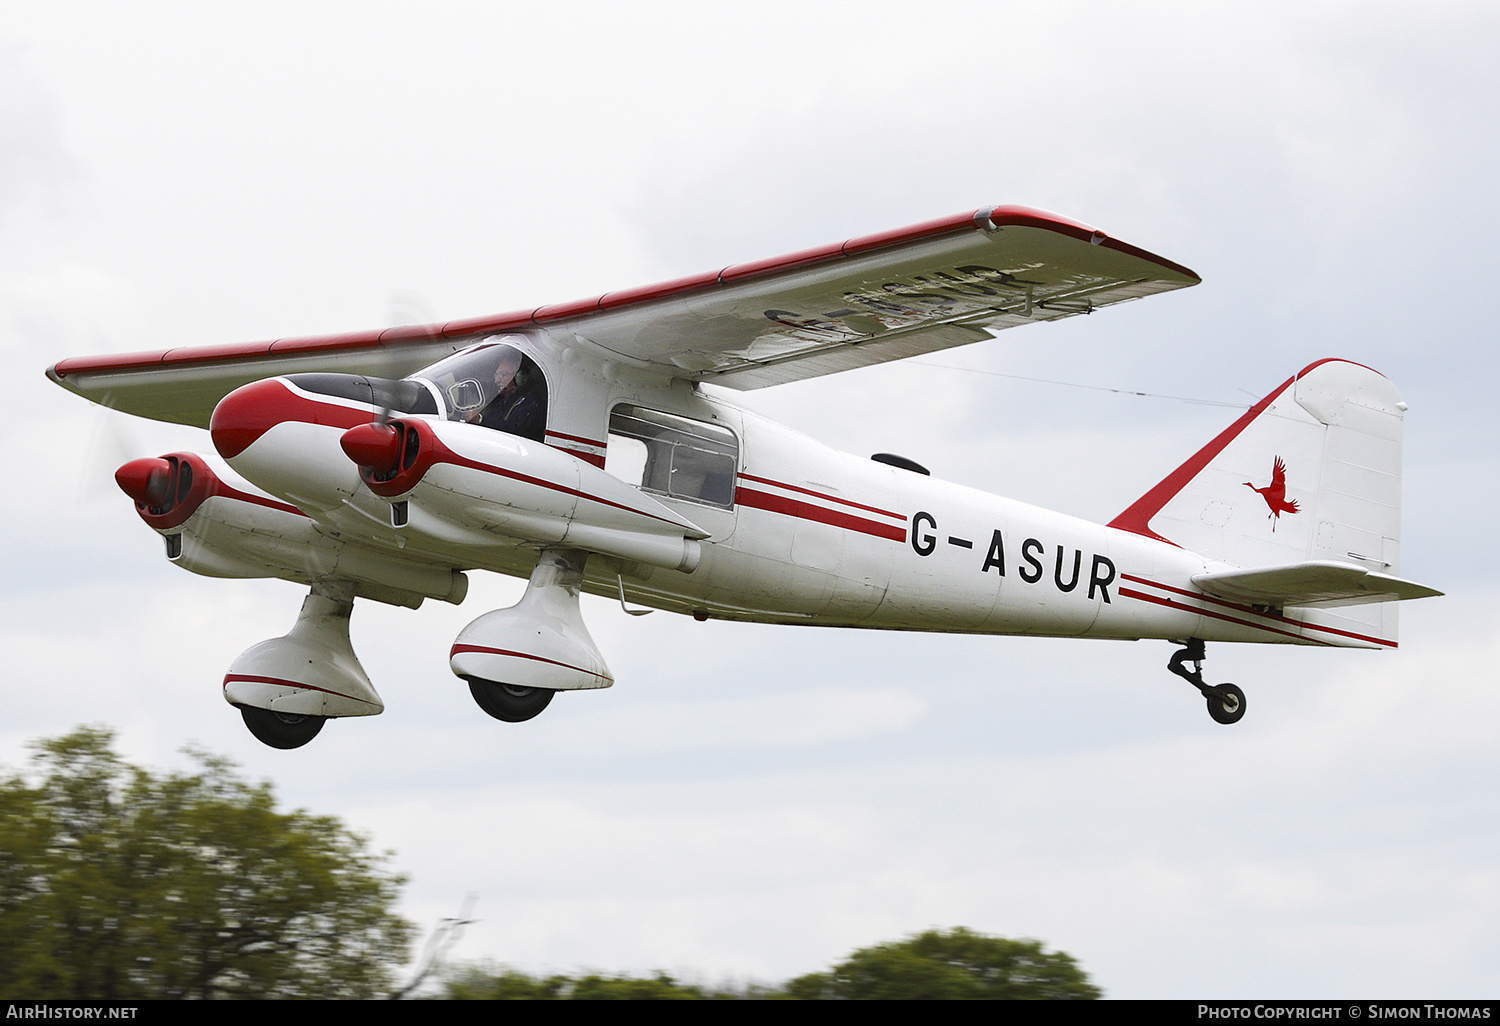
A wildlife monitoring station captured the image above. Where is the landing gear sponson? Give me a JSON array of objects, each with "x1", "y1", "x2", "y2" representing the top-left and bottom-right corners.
[
  {"x1": 223, "y1": 582, "x2": 384, "y2": 749},
  {"x1": 452, "y1": 548, "x2": 614, "y2": 724},
  {"x1": 1168, "y1": 638, "x2": 1246, "y2": 725}
]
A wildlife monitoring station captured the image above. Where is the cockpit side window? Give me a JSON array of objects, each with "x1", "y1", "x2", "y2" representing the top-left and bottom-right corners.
[
  {"x1": 407, "y1": 340, "x2": 548, "y2": 442},
  {"x1": 606, "y1": 404, "x2": 737, "y2": 509}
]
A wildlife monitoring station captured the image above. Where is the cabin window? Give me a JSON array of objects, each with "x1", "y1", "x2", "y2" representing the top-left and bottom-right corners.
[{"x1": 607, "y1": 404, "x2": 737, "y2": 509}]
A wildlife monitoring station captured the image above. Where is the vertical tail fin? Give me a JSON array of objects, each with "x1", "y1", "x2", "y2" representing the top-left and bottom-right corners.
[
  {"x1": 1110, "y1": 358, "x2": 1407, "y2": 573},
  {"x1": 1109, "y1": 359, "x2": 1434, "y2": 646}
]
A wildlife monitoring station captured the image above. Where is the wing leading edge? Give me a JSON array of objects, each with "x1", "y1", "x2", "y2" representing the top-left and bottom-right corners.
[{"x1": 47, "y1": 205, "x2": 1200, "y2": 426}]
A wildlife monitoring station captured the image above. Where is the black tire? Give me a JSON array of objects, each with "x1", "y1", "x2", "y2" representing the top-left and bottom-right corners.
[
  {"x1": 1206, "y1": 683, "x2": 1246, "y2": 725},
  {"x1": 466, "y1": 677, "x2": 556, "y2": 722},
  {"x1": 240, "y1": 706, "x2": 326, "y2": 749}
]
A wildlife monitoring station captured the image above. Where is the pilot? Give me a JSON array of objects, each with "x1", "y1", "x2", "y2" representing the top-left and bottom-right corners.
[{"x1": 466, "y1": 347, "x2": 545, "y2": 441}]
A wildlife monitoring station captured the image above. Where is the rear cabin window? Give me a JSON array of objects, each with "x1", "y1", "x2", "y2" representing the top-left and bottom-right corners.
[{"x1": 606, "y1": 405, "x2": 737, "y2": 509}]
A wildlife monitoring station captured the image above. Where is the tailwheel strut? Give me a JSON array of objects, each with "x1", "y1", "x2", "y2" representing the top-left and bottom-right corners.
[{"x1": 1168, "y1": 638, "x2": 1246, "y2": 725}]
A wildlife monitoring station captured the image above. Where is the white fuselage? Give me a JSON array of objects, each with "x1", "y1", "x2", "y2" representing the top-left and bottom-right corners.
[{"x1": 203, "y1": 329, "x2": 1386, "y2": 652}]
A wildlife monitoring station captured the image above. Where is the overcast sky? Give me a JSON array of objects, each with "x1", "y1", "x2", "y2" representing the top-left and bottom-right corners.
[{"x1": 5, "y1": 1, "x2": 1498, "y2": 999}]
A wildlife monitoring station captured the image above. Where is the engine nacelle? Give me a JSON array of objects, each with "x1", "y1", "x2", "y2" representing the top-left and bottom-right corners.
[
  {"x1": 116, "y1": 451, "x2": 468, "y2": 608},
  {"x1": 348, "y1": 417, "x2": 708, "y2": 573},
  {"x1": 223, "y1": 588, "x2": 383, "y2": 718},
  {"x1": 209, "y1": 374, "x2": 708, "y2": 575}
]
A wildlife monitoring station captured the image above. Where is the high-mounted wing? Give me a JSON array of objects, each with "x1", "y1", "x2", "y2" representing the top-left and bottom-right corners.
[
  {"x1": 47, "y1": 205, "x2": 1199, "y2": 426},
  {"x1": 542, "y1": 205, "x2": 1198, "y2": 389}
]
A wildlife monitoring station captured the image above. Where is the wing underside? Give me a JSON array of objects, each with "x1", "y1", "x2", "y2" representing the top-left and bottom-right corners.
[{"x1": 47, "y1": 205, "x2": 1199, "y2": 426}]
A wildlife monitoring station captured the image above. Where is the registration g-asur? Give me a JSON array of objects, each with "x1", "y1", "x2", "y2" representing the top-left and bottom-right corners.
[{"x1": 47, "y1": 205, "x2": 1441, "y2": 748}]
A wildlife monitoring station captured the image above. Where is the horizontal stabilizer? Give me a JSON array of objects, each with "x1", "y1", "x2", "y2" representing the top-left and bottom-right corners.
[{"x1": 1192, "y1": 561, "x2": 1444, "y2": 609}]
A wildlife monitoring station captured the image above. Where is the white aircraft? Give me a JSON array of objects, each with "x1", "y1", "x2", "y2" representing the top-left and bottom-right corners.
[{"x1": 47, "y1": 205, "x2": 1441, "y2": 748}]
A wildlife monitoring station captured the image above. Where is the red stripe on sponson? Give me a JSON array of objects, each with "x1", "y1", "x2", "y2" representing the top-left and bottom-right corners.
[
  {"x1": 449, "y1": 643, "x2": 613, "y2": 682},
  {"x1": 222, "y1": 674, "x2": 374, "y2": 704}
]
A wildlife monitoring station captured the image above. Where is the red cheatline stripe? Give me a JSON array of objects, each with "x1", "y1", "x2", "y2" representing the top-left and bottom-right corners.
[
  {"x1": 545, "y1": 429, "x2": 606, "y2": 449},
  {"x1": 544, "y1": 438, "x2": 606, "y2": 468},
  {"x1": 450, "y1": 643, "x2": 612, "y2": 682},
  {"x1": 438, "y1": 449, "x2": 688, "y2": 530},
  {"x1": 736, "y1": 487, "x2": 906, "y2": 542},
  {"x1": 1118, "y1": 588, "x2": 1331, "y2": 645},
  {"x1": 736, "y1": 472, "x2": 904, "y2": 521},
  {"x1": 564, "y1": 449, "x2": 607, "y2": 469},
  {"x1": 1120, "y1": 573, "x2": 1396, "y2": 648},
  {"x1": 221, "y1": 674, "x2": 378, "y2": 704}
]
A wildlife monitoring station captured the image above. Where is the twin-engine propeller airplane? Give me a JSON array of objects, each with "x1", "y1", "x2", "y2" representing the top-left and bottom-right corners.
[{"x1": 47, "y1": 205, "x2": 1442, "y2": 749}]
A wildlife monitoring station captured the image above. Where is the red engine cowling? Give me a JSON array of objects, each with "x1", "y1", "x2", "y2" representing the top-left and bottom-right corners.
[
  {"x1": 338, "y1": 417, "x2": 709, "y2": 573},
  {"x1": 116, "y1": 451, "x2": 467, "y2": 608}
]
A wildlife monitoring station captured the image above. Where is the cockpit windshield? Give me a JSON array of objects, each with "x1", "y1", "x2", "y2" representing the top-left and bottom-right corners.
[{"x1": 406, "y1": 339, "x2": 548, "y2": 442}]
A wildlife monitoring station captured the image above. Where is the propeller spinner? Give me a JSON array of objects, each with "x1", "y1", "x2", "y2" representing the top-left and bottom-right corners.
[
  {"x1": 339, "y1": 422, "x2": 403, "y2": 475},
  {"x1": 115, "y1": 457, "x2": 177, "y2": 508}
]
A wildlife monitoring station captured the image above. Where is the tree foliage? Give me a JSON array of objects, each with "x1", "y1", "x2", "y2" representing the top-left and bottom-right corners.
[
  {"x1": 441, "y1": 928, "x2": 1099, "y2": 1000},
  {"x1": 442, "y1": 963, "x2": 747, "y2": 1000},
  {"x1": 0, "y1": 726, "x2": 415, "y2": 999},
  {"x1": 784, "y1": 928, "x2": 1102, "y2": 1000}
]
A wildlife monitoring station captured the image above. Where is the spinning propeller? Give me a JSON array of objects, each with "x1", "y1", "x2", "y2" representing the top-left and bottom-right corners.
[{"x1": 341, "y1": 291, "x2": 438, "y2": 478}]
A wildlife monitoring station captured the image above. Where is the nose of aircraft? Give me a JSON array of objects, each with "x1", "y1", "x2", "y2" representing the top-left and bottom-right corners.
[
  {"x1": 211, "y1": 376, "x2": 377, "y2": 461},
  {"x1": 211, "y1": 378, "x2": 301, "y2": 460}
]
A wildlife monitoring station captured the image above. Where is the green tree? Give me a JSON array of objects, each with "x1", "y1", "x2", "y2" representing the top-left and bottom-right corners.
[
  {"x1": 439, "y1": 930, "x2": 1098, "y2": 1001},
  {"x1": 785, "y1": 927, "x2": 1102, "y2": 1000},
  {"x1": 0, "y1": 726, "x2": 415, "y2": 999},
  {"x1": 442, "y1": 963, "x2": 741, "y2": 1000}
]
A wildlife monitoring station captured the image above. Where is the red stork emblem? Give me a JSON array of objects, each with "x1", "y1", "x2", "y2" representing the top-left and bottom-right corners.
[{"x1": 1244, "y1": 456, "x2": 1300, "y2": 530}]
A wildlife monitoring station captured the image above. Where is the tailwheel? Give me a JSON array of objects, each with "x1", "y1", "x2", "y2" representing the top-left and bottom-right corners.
[
  {"x1": 466, "y1": 677, "x2": 556, "y2": 722},
  {"x1": 240, "y1": 706, "x2": 326, "y2": 749},
  {"x1": 1205, "y1": 683, "x2": 1246, "y2": 725},
  {"x1": 1167, "y1": 639, "x2": 1249, "y2": 725}
]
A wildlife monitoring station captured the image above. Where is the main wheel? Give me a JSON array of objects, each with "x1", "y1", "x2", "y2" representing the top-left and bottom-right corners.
[
  {"x1": 466, "y1": 677, "x2": 556, "y2": 722},
  {"x1": 240, "y1": 707, "x2": 326, "y2": 749},
  {"x1": 1206, "y1": 683, "x2": 1246, "y2": 725}
]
